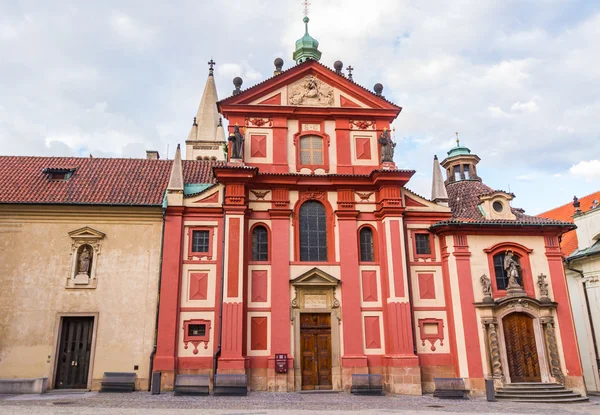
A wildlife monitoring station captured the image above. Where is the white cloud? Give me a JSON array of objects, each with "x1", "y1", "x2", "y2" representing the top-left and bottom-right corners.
[
  {"x1": 569, "y1": 160, "x2": 600, "y2": 182},
  {"x1": 109, "y1": 12, "x2": 155, "y2": 45},
  {"x1": 510, "y1": 98, "x2": 540, "y2": 113}
]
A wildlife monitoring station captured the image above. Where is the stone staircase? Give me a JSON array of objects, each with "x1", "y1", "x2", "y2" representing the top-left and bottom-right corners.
[{"x1": 495, "y1": 382, "x2": 589, "y2": 403}]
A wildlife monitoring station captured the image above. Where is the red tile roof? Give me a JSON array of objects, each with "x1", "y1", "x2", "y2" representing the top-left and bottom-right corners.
[
  {"x1": 437, "y1": 180, "x2": 574, "y2": 228},
  {"x1": 0, "y1": 156, "x2": 220, "y2": 206},
  {"x1": 538, "y1": 191, "x2": 600, "y2": 256}
]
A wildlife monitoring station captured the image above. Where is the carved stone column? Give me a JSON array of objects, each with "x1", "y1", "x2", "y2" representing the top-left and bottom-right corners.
[
  {"x1": 482, "y1": 318, "x2": 503, "y2": 379},
  {"x1": 540, "y1": 317, "x2": 565, "y2": 384}
]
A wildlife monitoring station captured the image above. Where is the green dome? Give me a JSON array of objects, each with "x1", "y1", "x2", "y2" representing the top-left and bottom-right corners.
[
  {"x1": 293, "y1": 17, "x2": 322, "y2": 64},
  {"x1": 447, "y1": 145, "x2": 472, "y2": 158}
]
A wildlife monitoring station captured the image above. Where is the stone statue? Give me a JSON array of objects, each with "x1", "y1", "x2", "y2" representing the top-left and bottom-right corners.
[
  {"x1": 480, "y1": 274, "x2": 492, "y2": 297},
  {"x1": 78, "y1": 246, "x2": 92, "y2": 275},
  {"x1": 378, "y1": 128, "x2": 395, "y2": 163},
  {"x1": 503, "y1": 251, "x2": 522, "y2": 289},
  {"x1": 538, "y1": 273, "x2": 550, "y2": 301},
  {"x1": 228, "y1": 125, "x2": 244, "y2": 159}
]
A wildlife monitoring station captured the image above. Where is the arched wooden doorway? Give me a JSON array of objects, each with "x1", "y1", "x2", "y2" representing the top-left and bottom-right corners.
[{"x1": 502, "y1": 313, "x2": 541, "y2": 382}]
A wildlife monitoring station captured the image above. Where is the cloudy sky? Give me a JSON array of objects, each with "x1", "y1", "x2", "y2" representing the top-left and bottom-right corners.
[{"x1": 1, "y1": 0, "x2": 599, "y2": 214}]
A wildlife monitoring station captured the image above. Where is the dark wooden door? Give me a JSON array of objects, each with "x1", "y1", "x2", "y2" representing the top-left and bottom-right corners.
[
  {"x1": 503, "y1": 313, "x2": 541, "y2": 382},
  {"x1": 300, "y1": 313, "x2": 332, "y2": 390},
  {"x1": 55, "y1": 317, "x2": 94, "y2": 389}
]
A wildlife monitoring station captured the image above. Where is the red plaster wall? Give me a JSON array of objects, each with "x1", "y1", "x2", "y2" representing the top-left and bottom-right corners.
[
  {"x1": 251, "y1": 270, "x2": 268, "y2": 303},
  {"x1": 251, "y1": 316, "x2": 268, "y2": 350},
  {"x1": 270, "y1": 214, "x2": 291, "y2": 354},
  {"x1": 389, "y1": 220, "x2": 406, "y2": 297},
  {"x1": 418, "y1": 273, "x2": 436, "y2": 300},
  {"x1": 250, "y1": 135, "x2": 267, "y2": 158},
  {"x1": 361, "y1": 270, "x2": 378, "y2": 302},
  {"x1": 364, "y1": 316, "x2": 382, "y2": 349},
  {"x1": 227, "y1": 218, "x2": 241, "y2": 298},
  {"x1": 189, "y1": 272, "x2": 208, "y2": 300}
]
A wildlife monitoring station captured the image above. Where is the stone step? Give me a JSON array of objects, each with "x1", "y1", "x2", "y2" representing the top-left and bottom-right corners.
[
  {"x1": 496, "y1": 395, "x2": 589, "y2": 403},
  {"x1": 503, "y1": 382, "x2": 561, "y2": 387},
  {"x1": 497, "y1": 389, "x2": 573, "y2": 396},
  {"x1": 498, "y1": 386, "x2": 566, "y2": 392},
  {"x1": 496, "y1": 392, "x2": 582, "y2": 399}
]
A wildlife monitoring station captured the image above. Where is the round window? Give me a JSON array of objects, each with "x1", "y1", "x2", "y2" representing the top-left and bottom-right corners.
[{"x1": 493, "y1": 201, "x2": 504, "y2": 213}]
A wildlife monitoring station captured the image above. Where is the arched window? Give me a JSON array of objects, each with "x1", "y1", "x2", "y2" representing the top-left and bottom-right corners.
[
  {"x1": 493, "y1": 252, "x2": 522, "y2": 290},
  {"x1": 299, "y1": 201, "x2": 327, "y2": 261},
  {"x1": 299, "y1": 135, "x2": 324, "y2": 166},
  {"x1": 359, "y1": 227, "x2": 375, "y2": 262},
  {"x1": 252, "y1": 225, "x2": 269, "y2": 261}
]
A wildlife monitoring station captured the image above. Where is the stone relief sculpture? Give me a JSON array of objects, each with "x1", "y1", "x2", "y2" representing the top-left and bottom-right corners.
[
  {"x1": 378, "y1": 128, "x2": 395, "y2": 163},
  {"x1": 228, "y1": 125, "x2": 245, "y2": 159},
  {"x1": 288, "y1": 75, "x2": 334, "y2": 106}
]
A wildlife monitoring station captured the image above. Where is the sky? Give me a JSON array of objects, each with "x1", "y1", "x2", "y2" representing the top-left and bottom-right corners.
[{"x1": 1, "y1": 0, "x2": 599, "y2": 215}]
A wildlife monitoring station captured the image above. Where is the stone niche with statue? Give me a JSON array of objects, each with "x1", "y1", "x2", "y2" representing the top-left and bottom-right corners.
[{"x1": 66, "y1": 227, "x2": 105, "y2": 289}]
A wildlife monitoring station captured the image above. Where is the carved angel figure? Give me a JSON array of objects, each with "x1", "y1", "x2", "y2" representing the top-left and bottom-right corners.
[
  {"x1": 503, "y1": 251, "x2": 521, "y2": 288},
  {"x1": 537, "y1": 273, "x2": 549, "y2": 297},
  {"x1": 480, "y1": 274, "x2": 492, "y2": 297},
  {"x1": 378, "y1": 128, "x2": 395, "y2": 163}
]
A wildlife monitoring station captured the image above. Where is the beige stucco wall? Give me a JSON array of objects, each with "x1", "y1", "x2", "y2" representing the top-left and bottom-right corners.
[{"x1": 0, "y1": 205, "x2": 162, "y2": 390}]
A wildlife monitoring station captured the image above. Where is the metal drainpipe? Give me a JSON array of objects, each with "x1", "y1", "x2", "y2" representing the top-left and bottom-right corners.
[
  {"x1": 148, "y1": 207, "x2": 167, "y2": 391},
  {"x1": 213, "y1": 188, "x2": 227, "y2": 375},
  {"x1": 566, "y1": 262, "x2": 600, "y2": 372}
]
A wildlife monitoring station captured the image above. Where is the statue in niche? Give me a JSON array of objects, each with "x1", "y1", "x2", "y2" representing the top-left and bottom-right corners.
[
  {"x1": 378, "y1": 128, "x2": 395, "y2": 163},
  {"x1": 228, "y1": 125, "x2": 245, "y2": 159},
  {"x1": 503, "y1": 251, "x2": 522, "y2": 289},
  {"x1": 77, "y1": 245, "x2": 92, "y2": 275}
]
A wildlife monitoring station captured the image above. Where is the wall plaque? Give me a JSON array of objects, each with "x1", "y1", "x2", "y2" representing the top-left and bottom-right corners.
[{"x1": 304, "y1": 294, "x2": 327, "y2": 309}]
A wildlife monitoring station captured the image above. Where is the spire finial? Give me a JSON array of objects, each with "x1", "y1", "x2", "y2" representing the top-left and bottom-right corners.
[
  {"x1": 208, "y1": 58, "x2": 216, "y2": 76},
  {"x1": 346, "y1": 65, "x2": 354, "y2": 81},
  {"x1": 455, "y1": 131, "x2": 460, "y2": 146}
]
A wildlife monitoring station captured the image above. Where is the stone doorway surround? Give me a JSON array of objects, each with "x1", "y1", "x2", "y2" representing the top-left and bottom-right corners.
[
  {"x1": 476, "y1": 296, "x2": 563, "y2": 387},
  {"x1": 290, "y1": 267, "x2": 342, "y2": 391}
]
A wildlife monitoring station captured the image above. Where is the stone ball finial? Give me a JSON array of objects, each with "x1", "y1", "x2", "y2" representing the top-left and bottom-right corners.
[
  {"x1": 274, "y1": 57, "x2": 284, "y2": 71},
  {"x1": 333, "y1": 60, "x2": 343, "y2": 74},
  {"x1": 232, "y1": 76, "x2": 243, "y2": 95},
  {"x1": 374, "y1": 83, "x2": 384, "y2": 96}
]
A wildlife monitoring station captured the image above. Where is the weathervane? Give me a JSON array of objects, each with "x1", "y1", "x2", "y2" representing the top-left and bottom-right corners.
[
  {"x1": 302, "y1": 0, "x2": 311, "y2": 16},
  {"x1": 455, "y1": 131, "x2": 460, "y2": 146},
  {"x1": 208, "y1": 58, "x2": 216, "y2": 75}
]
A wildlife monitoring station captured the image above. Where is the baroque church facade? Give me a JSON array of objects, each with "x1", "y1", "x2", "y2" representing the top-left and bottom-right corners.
[
  {"x1": 152, "y1": 19, "x2": 585, "y2": 395},
  {"x1": 0, "y1": 18, "x2": 586, "y2": 397}
]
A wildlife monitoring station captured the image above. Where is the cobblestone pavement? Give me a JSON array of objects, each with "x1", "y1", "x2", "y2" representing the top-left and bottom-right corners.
[{"x1": 0, "y1": 392, "x2": 598, "y2": 414}]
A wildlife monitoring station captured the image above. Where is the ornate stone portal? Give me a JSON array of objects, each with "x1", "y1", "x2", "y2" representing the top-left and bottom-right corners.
[{"x1": 290, "y1": 267, "x2": 341, "y2": 391}]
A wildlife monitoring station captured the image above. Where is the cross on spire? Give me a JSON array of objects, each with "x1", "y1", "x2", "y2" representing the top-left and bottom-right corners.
[
  {"x1": 455, "y1": 131, "x2": 460, "y2": 146},
  {"x1": 302, "y1": 0, "x2": 311, "y2": 17},
  {"x1": 346, "y1": 65, "x2": 354, "y2": 80},
  {"x1": 208, "y1": 58, "x2": 216, "y2": 75}
]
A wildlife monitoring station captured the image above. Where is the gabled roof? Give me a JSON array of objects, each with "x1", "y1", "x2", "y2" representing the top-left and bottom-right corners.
[
  {"x1": 538, "y1": 191, "x2": 600, "y2": 255},
  {"x1": 431, "y1": 180, "x2": 574, "y2": 230},
  {"x1": 0, "y1": 156, "x2": 221, "y2": 206},
  {"x1": 218, "y1": 59, "x2": 401, "y2": 111}
]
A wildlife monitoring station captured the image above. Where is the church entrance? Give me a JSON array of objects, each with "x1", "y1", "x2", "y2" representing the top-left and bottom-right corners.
[
  {"x1": 54, "y1": 317, "x2": 94, "y2": 389},
  {"x1": 300, "y1": 313, "x2": 332, "y2": 390},
  {"x1": 503, "y1": 313, "x2": 541, "y2": 382}
]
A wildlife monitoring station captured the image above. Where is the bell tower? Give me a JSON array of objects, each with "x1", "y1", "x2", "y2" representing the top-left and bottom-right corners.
[{"x1": 439, "y1": 133, "x2": 481, "y2": 184}]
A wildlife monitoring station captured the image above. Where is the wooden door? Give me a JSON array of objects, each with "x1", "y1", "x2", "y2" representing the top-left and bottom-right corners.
[
  {"x1": 300, "y1": 313, "x2": 332, "y2": 390},
  {"x1": 503, "y1": 313, "x2": 541, "y2": 382},
  {"x1": 55, "y1": 317, "x2": 94, "y2": 389}
]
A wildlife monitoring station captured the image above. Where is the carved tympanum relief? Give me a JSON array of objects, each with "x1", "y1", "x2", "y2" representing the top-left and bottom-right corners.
[
  {"x1": 67, "y1": 226, "x2": 105, "y2": 289},
  {"x1": 288, "y1": 76, "x2": 334, "y2": 106}
]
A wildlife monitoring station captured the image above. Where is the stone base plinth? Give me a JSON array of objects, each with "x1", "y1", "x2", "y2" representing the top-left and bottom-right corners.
[
  {"x1": 158, "y1": 370, "x2": 175, "y2": 391},
  {"x1": 380, "y1": 161, "x2": 397, "y2": 170},
  {"x1": 420, "y1": 365, "x2": 455, "y2": 394}
]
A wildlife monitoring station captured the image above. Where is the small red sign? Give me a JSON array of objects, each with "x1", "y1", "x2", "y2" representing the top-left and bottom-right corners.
[{"x1": 275, "y1": 353, "x2": 287, "y2": 373}]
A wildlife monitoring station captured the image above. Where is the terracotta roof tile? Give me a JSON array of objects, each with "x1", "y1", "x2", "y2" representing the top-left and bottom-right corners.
[
  {"x1": 438, "y1": 180, "x2": 573, "y2": 228},
  {"x1": 537, "y1": 191, "x2": 600, "y2": 256},
  {"x1": 0, "y1": 156, "x2": 220, "y2": 206}
]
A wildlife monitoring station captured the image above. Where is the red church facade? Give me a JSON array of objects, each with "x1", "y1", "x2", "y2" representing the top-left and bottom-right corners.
[{"x1": 153, "y1": 57, "x2": 585, "y2": 396}]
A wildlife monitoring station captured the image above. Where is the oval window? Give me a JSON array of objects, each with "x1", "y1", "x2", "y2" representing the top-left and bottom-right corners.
[{"x1": 493, "y1": 201, "x2": 504, "y2": 213}]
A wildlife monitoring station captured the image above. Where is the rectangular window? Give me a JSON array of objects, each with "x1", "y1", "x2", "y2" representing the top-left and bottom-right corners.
[
  {"x1": 415, "y1": 234, "x2": 431, "y2": 255},
  {"x1": 192, "y1": 230, "x2": 209, "y2": 253},
  {"x1": 453, "y1": 165, "x2": 461, "y2": 181},
  {"x1": 299, "y1": 136, "x2": 323, "y2": 165},
  {"x1": 187, "y1": 323, "x2": 206, "y2": 337},
  {"x1": 463, "y1": 165, "x2": 470, "y2": 179}
]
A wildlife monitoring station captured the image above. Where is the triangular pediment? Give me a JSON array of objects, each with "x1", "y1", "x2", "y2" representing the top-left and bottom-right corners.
[
  {"x1": 218, "y1": 60, "x2": 401, "y2": 112},
  {"x1": 401, "y1": 188, "x2": 452, "y2": 212},
  {"x1": 68, "y1": 226, "x2": 105, "y2": 240},
  {"x1": 291, "y1": 267, "x2": 340, "y2": 286}
]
